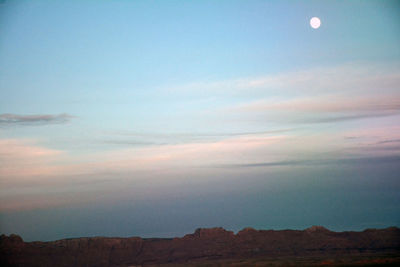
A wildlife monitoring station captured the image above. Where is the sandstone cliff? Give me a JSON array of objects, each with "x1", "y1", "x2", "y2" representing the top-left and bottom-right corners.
[{"x1": 1, "y1": 226, "x2": 399, "y2": 266}]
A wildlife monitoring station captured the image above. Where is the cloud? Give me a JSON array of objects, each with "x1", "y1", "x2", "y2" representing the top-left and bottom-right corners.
[
  {"x1": 236, "y1": 95, "x2": 400, "y2": 113},
  {"x1": 0, "y1": 113, "x2": 75, "y2": 126},
  {"x1": 377, "y1": 139, "x2": 400, "y2": 145},
  {"x1": 0, "y1": 134, "x2": 287, "y2": 210},
  {"x1": 0, "y1": 139, "x2": 63, "y2": 178},
  {"x1": 1, "y1": 124, "x2": 399, "y2": 211},
  {"x1": 101, "y1": 128, "x2": 294, "y2": 147},
  {"x1": 223, "y1": 93, "x2": 400, "y2": 124},
  {"x1": 0, "y1": 191, "x2": 100, "y2": 211},
  {"x1": 111, "y1": 129, "x2": 293, "y2": 138},
  {"x1": 163, "y1": 62, "x2": 400, "y2": 125},
  {"x1": 304, "y1": 112, "x2": 399, "y2": 124},
  {"x1": 0, "y1": 133, "x2": 288, "y2": 182},
  {"x1": 164, "y1": 63, "x2": 400, "y2": 98},
  {"x1": 216, "y1": 160, "x2": 307, "y2": 168},
  {"x1": 215, "y1": 155, "x2": 400, "y2": 169},
  {"x1": 102, "y1": 140, "x2": 162, "y2": 146}
]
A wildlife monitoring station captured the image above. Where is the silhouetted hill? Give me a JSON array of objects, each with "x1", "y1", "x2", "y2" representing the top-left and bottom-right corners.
[{"x1": 1, "y1": 226, "x2": 399, "y2": 266}]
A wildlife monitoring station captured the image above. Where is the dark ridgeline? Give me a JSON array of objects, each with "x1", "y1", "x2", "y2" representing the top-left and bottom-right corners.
[{"x1": 1, "y1": 226, "x2": 399, "y2": 266}]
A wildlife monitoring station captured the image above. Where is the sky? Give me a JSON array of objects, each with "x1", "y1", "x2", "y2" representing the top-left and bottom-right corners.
[{"x1": 0, "y1": 0, "x2": 400, "y2": 241}]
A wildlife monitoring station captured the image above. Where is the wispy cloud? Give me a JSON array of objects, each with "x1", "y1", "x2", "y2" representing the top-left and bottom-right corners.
[
  {"x1": 235, "y1": 96, "x2": 400, "y2": 113},
  {"x1": 0, "y1": 113, "x2": 75, "y2": 126},
  {"x1": 303, "y1": 112, "x2": 399, "y2": 124},
  {"x1": 0, "y1": 139, "x2": 63, "y2": 178},
  {"x1": 101, "y1": 128, "x2": 294, "y2": 147},
  {"x1": 102, "y1": 140, "x2": 162, "y2": 146},
  {"x1": 110, "y1": 129, "x2": 293, "y2": 138},
  {"x1": 0, "y1": 134, "x2": 287, "y2": 181},
  {"x1": 165, "y1": 63, "x2": 400, "y2": 97},
  {"x1": 377, "y1": 139, "x2": 400, "y2": 145},
  {"x1": 214, "y1": 155, "x2": 400, "y2": 169},
  {"x1": 0, "y1": 135, "x2": 287, "y2": 210},
  {"x1": 1, "y1": 124, "x2": 400, "y2": 211},
  {"x1": 1, "y1": 61, "x2": 400, "y2": 211},
  {"x1": 215, "y1": 160, "x2": 307, "y2": 168},
  {"x1": 217, "y1": 72, "x2": 400, "y2": 124},
  {"x1": 157, "y1": 63, "x2": 400, "y2": 127}
]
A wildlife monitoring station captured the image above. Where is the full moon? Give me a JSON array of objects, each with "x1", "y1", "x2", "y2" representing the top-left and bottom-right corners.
[{"x1": 310, "y1": 17, "x2": 321, "y2": 29}]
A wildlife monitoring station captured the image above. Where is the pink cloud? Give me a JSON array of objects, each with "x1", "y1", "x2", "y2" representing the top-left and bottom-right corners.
[
  {"x1": 1, "y1": 122, "x2": 399, "y2": 211},
  {"x1": 0, "y1": 139, "x2": 63, "y2": 178},
  {"x1": 234, "y1": 95, "x2": 400, "y2": 113}
]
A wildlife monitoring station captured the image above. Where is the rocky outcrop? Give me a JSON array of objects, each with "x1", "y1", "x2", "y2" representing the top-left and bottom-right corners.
[
  {"x1": 1, "y1": 226, "x2": 399, "y2": 266},
  {"x1": 305, "y1": 225, "x2": 331, "y2": 233}
]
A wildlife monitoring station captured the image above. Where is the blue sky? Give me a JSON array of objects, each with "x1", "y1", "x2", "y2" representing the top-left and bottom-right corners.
[{"x1": 0, "y1": 0, "x2": 400, "y2": 241}]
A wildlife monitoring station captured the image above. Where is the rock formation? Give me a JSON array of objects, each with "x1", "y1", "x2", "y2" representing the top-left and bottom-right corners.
[{"x1": 1, "y1": 226, "x2": 399, "y2": 266}]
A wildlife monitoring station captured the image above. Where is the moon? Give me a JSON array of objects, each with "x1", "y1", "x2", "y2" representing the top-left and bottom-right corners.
[{"x1": 310, "y1": 17, "x2": 321, "y2": 29}]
